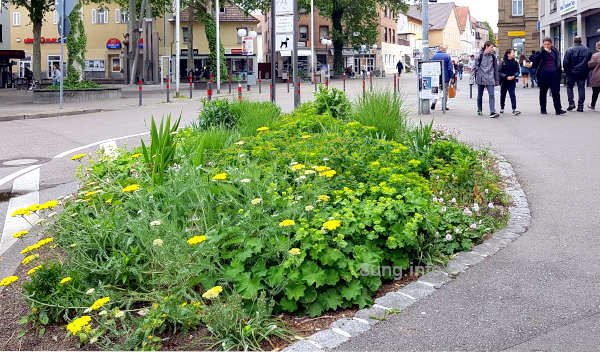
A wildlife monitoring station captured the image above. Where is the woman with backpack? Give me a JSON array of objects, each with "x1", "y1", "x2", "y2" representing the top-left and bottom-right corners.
[
  {"x1": 519, "y1": 54, "x2": 530, "y2": 88},
  {"x1": 499, "y1": 49, "x2": 521, "y2": 116}
]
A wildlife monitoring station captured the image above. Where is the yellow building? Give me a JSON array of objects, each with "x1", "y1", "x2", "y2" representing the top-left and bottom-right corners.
[
  {"x1": 8, "y1": 3, "x2": 258, "y2": 82},
  {"x1": 406, "y1": 2, "x2": 463, "y2": 59}
]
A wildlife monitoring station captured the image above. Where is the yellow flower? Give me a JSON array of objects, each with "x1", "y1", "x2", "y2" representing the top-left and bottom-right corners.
[
  {"x1": 70, "y1": 153, "x2": 87, "y2": 161},
  {"x1": 250, "y1": 198, "x2": 263, "y2": 205},
  {"x1": 392, "y1": 145, "x2": 408, "y2": 153},
  {"x1": 187, "y1": 235, "x2": 207, "y2": 246},
  {"x1": 313, "y1": 166, "x2": 331, "y2": 172},
  {"x1": 66, "y1": 316, "x2": 92, "y2": 336},
  {"x1": 21, "y1": 237, "x2": 54, "y2": 255},
  {"x1": 319, "y1": 170, "x2": 337, "y2": 178},
  {"x1": 202, "y1": 285, "x2": 223, "y2": 299},
  {"x1": 288, "y1": 248, "x2": 301, "y2": 256},
  {"x1": 279, "y1": 219, "x2": 295, "y2": 227},
  {"x1": 323, "y1": 220, "x2": 342, "y2": 231},
  {"x1": 21, "y1": 254, "x2": 39, "y2": 265},
  {"x1": 131, "y1": 153, "x2": 142, "y2": 158},
  {"x1": 0, "y1": 275, "x2": 18, "y2": 287},
  {"x1": 301, "y1": 135, "x2": 312, "y2": 139},
  {"x1": 28, "y1": 203, "x2": 41, "y2": 212},
  {"x1": 408, "y1": 159, "x2": 421, "y2": 167},
  {"x1": 89, "y1": 297, "x2": 110, "y2": 311},
  {"x1": 122, "y1": 184, "x2": 141, "y2": 193},
  {"x1": 39, "y1": 200, "x2": 58, "y2": 210},
  {"x1": 60, "y1": 277, "x2": 73, "y2": 285},
  {"x1": 27, "y1": 266, "x2": 42, "y2": 276},
  {"x1": 212, "y1": 172, "x2": 228, "y2": 181},
  {"x1": 12, "y1": 230, "x2": 29, "y2": 239},
  {"x1": 291, "y1": 163, "x2": 305, "y2": 171},
  {"x1": 11, "y1": 207, "x2": 32, "y2": 217},
  {"x1": 84, "y1": 190, "x2": 99, "y2": 198},
  {"x1": 317, "y1": 195, "x2": 330, "y2": 202},
  {"x1": 256, "y1": 126, "x2": 270, "y2": 132},
  {"x1": 105, "y1": 198, "x2": 113, "y2": 204}
]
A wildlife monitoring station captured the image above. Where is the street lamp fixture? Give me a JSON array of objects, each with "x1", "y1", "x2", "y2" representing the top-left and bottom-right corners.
[
  {"x1": 237, "y1": 28, "x2": 258, "y2": 85},
  {"x1": 320, "y1": 38, "x2": 332, "y2": 78}
]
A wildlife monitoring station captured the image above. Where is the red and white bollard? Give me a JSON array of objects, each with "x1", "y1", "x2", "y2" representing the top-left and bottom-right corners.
[
  {"x1": 138, "y1": 79, "x2": 143, "y2": 106},
  {"x1": 188, "y1": 74, "x2": 193, "y2": 99},
  {"x1": 238, "y1": 82, "x2": 243, "y2": 101}
]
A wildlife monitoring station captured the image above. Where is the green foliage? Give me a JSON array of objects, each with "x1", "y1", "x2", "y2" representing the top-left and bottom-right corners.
[
  {"x1": 141, "y1": 115, "x2": 181, "y2": 185},
  {"x1": 201, "y1": 292, "x2": 291, "y2": 351},
  {"x1": 353, "y1": 91, "x2": 409, "y2": 140},
  {"x1": 20, "y1": 97, "x2": 506, "y2": 349},
  {"x1": 203, "y1": 12, "x2": 228, "y2": 79},
  {"x1": 408, "y1": 120, "x2": 434, "y2": 156},
  {"x1": 49, "y1": 80, "x2": 102, "y2": 90},
  {"x1": 314, "y1": 86, "x2": 351, "y2": 119},
  {"x1": 66, "y1": 3, "x2": 86, "y2": 84},
  {"x1": 482, "y1": 21, "x2": 496, "y2": 46},
  {"x1": 198, "y1": 99, "x2": 239, "y2": 130}
]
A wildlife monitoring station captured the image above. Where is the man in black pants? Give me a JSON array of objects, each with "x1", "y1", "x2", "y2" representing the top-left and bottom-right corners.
[
  {"x1": 563, "y1": 36, "x2": 592, "y2": 112},
  {"x1": 532, "y1": 37, "x2": 567, "y2": 115}
]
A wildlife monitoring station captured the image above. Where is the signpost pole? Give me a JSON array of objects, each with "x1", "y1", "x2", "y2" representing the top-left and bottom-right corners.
[
  {"x1": 59, "y1": 0, "x2": 65, "y2": 109},
  {"x1": 216, "y1": 0, "x2": 221, "y2": 93},
  {"x1": 421, "y1": 0, "x2": 431, "y2": 114},
  {"x1": 270, "y1": 0, "x2": 276, "y2": 103},
  {"x1": 292, "y1": 0, "x2": 299, "y2": 107}
]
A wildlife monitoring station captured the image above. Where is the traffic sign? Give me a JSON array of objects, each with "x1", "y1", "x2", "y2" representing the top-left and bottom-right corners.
[
  {"x1": 55, "y1": 0, "x2": 76, "y2": 36},
  {"x1": 275, "y1": 0, "x2": 293, "y2": 15},
  {"x1": 58, "y1": 17, "x2": 70, "y2": 37},
  {"x1": 276, "y1": 33, "x2": 293, "y2": 52},
  {"x1": 275, "y1": 15, "x2": 293, "y2": 33}
]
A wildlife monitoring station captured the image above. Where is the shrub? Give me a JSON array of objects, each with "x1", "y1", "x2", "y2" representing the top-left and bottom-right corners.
[
  {"x1": 408, "y1": 120, "x2": 434, "y2": 156},
  {"x1": 353, "y1": 91, "x2": 409, "y2": 140},
  {"x1": 198, "y1": 99, "x2": 239, "y2": 129},
  {"x1": 230, "y1": 101, "x2": 281, "y2": 137},
  {"x1": 141, "y1": 114, "x2": 181, "y2": 185},
  {"x1": 314, "y1": 86, "x2": 351, "y2": 119}
]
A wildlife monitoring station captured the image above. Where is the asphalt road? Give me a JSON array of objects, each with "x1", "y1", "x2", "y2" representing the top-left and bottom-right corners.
[{"x1": 336, "y1": 81, "x2": 600, "y2": 351}]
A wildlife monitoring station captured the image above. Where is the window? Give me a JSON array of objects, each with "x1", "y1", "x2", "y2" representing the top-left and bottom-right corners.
[
  {"x1": 84, "y1": 59, "x2": 105, "y2": 72},
  {"x1": 182, "y1": 26, "x2": 190, "y2": 43},
  {"x1": 384, "y1": 28, "x2": 388, "y2": 42},
  {"x1": 19, "y1": 56, "x2": 31, "y2": 78},
  {"x1": 91, "y1": 9, "x2": 109, "y2": 24},
  {"x1": 13, "y1": 12, "x2": 21, "y2": 26},
  {"x1": 319, "y1": 26, "x2": 329, "y2": 40},
  {"x1": 115, "y1": 9, "x2": 129, "y2": 24},
  {"x1": 512, "y1": 0, "x2": 523, "y2": 16},
  {"x1": 47, "y1": 55, "x2": 61, "y2": 79},
  {"x1": 299, "y1": 25, "x2": 308, "y2": 42},
  {"x1": 550, "y1": 0, "x2": 557, "y2": 13},
  {"x1": 540, "y1": 0, "x2": 545, "y2": 16},
  {"x1": 111, "y1": 57, "x2": 121, "y2": 72}
]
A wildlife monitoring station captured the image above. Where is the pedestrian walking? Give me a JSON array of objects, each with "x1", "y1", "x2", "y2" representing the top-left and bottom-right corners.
[
  {"x1": 458, "y1": 62, "x2": 464, "y2": 80},
  {"x1": 532, "y1": 37, "x2": 567, "y2": 115},
  {"x1": 563, "y1": 36, "x2": 593, "y2": 112},
  {"x1": 499, "y1": 49, "x2": 521, "y2": 116},
  {"x1": 528, "y1": 50, "x2": 538, "y2": 88},
  {"x1": 587, "y1": 41, "x2": 600, "y2": 111},
  {"x1": 396, "y1": 60, "x2": 404, "y2": 76},
  {"x1": 473, "y1": 41, "x2": 500, "y2": 118},
  {"x1": 519, "y1": 54, "x2": 530, "y2": 88},
  {"x1": 52, "y1": 63, "x2": 62, "y2": 86},
  {"x1": 430, "y1": 45, "x2": 454, "y2": 111}
]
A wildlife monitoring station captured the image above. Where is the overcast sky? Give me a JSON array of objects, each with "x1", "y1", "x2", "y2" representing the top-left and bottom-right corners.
[{"x1": 437, "y1": 0, "x2": 499, "y2": 32}]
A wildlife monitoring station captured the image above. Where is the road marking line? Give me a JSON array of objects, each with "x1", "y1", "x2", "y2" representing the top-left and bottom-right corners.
[
  {"x1": 0, "y1": 168, "x2": 40, "y2": 257},
  {"x1": 52, "y1": 131, "x2": 148, "y2": 159},
  {"x1": 0, "y1": 164, "x2": 41, "y2": 188}
]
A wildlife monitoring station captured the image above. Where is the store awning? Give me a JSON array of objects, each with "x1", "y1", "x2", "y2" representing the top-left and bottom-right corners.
[{"x1": 0, "y1": 50, "x2": 26, "y2": 60}]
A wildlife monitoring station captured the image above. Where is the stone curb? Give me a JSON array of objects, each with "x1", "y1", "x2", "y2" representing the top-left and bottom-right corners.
[{"x1": 283, "y1": 152, "x2": 530, "y2": 352}]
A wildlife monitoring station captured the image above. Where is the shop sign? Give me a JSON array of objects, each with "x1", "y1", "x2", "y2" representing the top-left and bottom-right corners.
[
  {"x1": 106, "y1": 38, "x2": 122, "y2": 49},
  {"x1": 23, "y1": 37, "x2": 62, "y2": 44},
  {"x1": 559, "y1": 0, "x2": 577, "y2": 15}
]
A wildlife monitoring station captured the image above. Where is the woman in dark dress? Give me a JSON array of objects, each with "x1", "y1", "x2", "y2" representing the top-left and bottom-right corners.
[{"x1": 500, "y1": 49, "x2": 521, "y2": 115}]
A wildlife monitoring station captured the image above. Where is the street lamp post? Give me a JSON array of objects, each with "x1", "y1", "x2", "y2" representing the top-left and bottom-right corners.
[{"x1": 320, "y1": 38, "x2": 332, "y2": 84}]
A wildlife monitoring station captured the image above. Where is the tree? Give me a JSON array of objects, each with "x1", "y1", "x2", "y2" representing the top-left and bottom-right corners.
[
  {"x1": 482, "y1": 21, "x2": 496, "y2": 46},
  {"x1": 311, "y1": 0, "x2": 408, "y2": 73},
  {"x1": 11, "y1": 0, "x2": 55, "y2": 81}
]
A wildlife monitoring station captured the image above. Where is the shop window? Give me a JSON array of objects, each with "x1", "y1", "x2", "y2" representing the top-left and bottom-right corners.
[
  {"x1": 92, "y1": 9, "x2": 109, "y2": 24},
  {"x1": 512, "y1": 0, "x2": 523, "y2": 16},
  {"x1": 550, "y1": 0, "x2": 557, "y2": 13},
  {"x1": 84, "y1": 59, "x2": 105, "y2": 72},
  {"x1": 19, "y1": 57, "x2": 31, "y2": 78},
  {"x1": 319, "y1": 26, "x2": 329, "y2": 40},
  {"x1": 48, "y1": 55, "x2": 61, "y2": 79},
  {"x1": 111, "y1": 57, "x2": 121, "y2": 72},
  {"x1": 13, "y1": 12, "x2": 21, "y2": 26}
]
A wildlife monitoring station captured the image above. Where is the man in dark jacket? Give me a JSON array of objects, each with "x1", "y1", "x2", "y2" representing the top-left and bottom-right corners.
[
  {"x1": 396, "y1": 60, "x2": 404, "y2": 75},
  {"x1": 430, "y1": 45, "x2": 454, "y2": 111},
  {"x1": 563, "y1": 36, "x2": 592, "y2": 112},
  {"x1": 532, "y1": 37, "x2": 567, "y2": 115}
]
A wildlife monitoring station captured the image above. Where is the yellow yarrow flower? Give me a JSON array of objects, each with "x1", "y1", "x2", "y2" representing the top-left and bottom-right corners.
[
  {"x1": 313, "y1": 166, "x2": 331, "y2": 172},
  {"x1": 291, "y1": 163, "x2": 305, "y2": 171},
  {"x1": 27, "y1": 265, "x2": 42, "y2": 276},
  {"x1": 21, "y1": 254, "x2": 39, "y2": 265},
  {"x1": 317, "y1": 195, "x2": 330, "y2": 202},
  {"x1": 122, "y1": 184, "x2": 141, "y2": 193},
  {"x1": 279, "y1": 219, "x2": 295, "y2": 227},
  {"x1": 40, "y1": 200, "x2": 58, "y2": 210},
  {"x1": 187, "y1": 235, "x2": 207, "y2": 246},
  {"x1": 319, "y1": 170, "x2": 337, "y2": 178},
  {"x1": 202, "y1": 285, "x2": 223, "y2": 299},
  {"x1": 288, "y1": 248, "x2": 301, "y2": 256},
  {"x1": 323, "y1": 220, "x2": 342, "y2": 231},
  {"x1": 60, "y1": 276, "x2": 73, "y2": 285},
  {"x1": 21, "y1": 237, "x2": 54, "y2": 255},
  {"x1": 70, "y1": 153, "x2": 87, "y2": 161},
  {"x1": 256, "y1": 126, "x2": 269, "y2": 132},
  {"x1": 12, "y1": 230, "x2": 29, "y2": 239},
  {"x1": 84, "y1": 190, "x2": 99, "y2": 198},
  {"x1": 11, "y1": 207, "x2": 32, "y2": 217},
  {"x1": 89, "y1": 297, "x2": 110, "y2": 311},
  {"x1": 66, "y1": 316, "x2": 92, "y2": 336},
  {"x1": 131, "y1": 153, "x2": 142, "y2": 158},
  {"x1": 212, "y1": 173, "x2": 228, "y2": 181},
  {"x1": 0, "y1": 275, "x2": 18, "y2": 287},
  {"x1": 301, "y1": 135, "x2": 312, "y2": 139}
]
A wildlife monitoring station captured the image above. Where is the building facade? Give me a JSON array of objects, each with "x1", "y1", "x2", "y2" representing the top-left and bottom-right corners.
[
  {"x1": 539, "y1": 0, "x2": 600, "y2": 55},
  {"x1": 0, "y1": 8, "x2": 9, "y2": 50},
  {"x1": 455, "y1": 6, "x2": 477, "y2": 57},
  {"x1": 406, "y1": 3, "x2": 464, "y2": 59},
  {"x1": 8, "y1": 3, "x2": 258, "y2": 82},
  {"x1": 472, "y1": 17, "x2": 490, "y2": 52},
  {"x1": 397, "y1": 12, "x2": 423, "y2": 67},
  {"x1": 498, "y1": 0, "x2": 539, "y2": 59}
]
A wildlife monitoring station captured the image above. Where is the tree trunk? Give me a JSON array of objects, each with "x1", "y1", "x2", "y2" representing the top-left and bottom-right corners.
[
  {"x1": 32, "y1": 20, "x2": 42, "y2": 82},
  {"x1": 331, "y1": 2, "x2": 344, "y2": 74}
]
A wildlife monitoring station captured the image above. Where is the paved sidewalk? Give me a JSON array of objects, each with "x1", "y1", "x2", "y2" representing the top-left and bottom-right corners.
[{"x1": 336, "y1": 79, "x2": 600, "y2": 351}]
